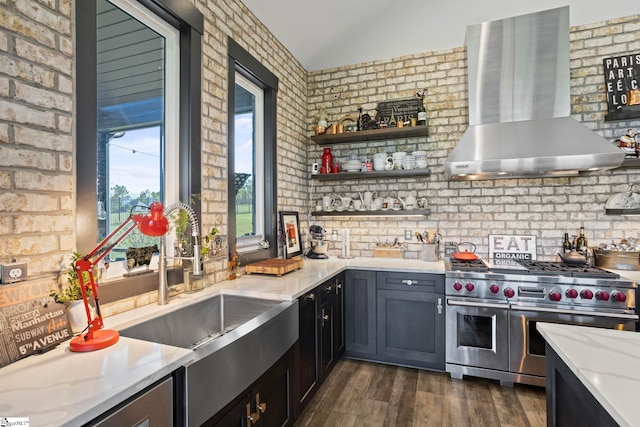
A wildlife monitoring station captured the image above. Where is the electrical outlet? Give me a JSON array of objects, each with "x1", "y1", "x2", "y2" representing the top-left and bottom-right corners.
[
  {"x1": 331, "y1": 229, "x2": 339, "y2": 241},
  {"x1": 1, "y1": 262, "x2": 27, "y2": 284},
  {"x1": 405, "y1": 229, "x2": 413, "y2": 240}
]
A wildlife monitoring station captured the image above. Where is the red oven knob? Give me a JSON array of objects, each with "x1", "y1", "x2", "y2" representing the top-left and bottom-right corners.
[
  {"x1": 596, "y1": 290, "x2": 610, "y2": 301},
  {"x1": 465, "y1": 282, "x2": 475, "y2": 292},
  {"x1": 489, "y1": 284, "x2": 500, "y2": 294},
  {"x1": 612, "y1": 291, "x2": 627, "y2": 303},
  {"x1": 580, "y1": 289, "x2": 594, "y2": 300},
  {"x1": 453, "y1": 281, "x2": 463, "y2": 291},
  {"x1": 548, "y1": 290, "x2": 562, "y2": 302},
  {"x1": 565, "y1": 289, "x2": 578, "y2": 299},
  {"x1": 504, "y1": 288, "x2": 515, "y2": 298}
]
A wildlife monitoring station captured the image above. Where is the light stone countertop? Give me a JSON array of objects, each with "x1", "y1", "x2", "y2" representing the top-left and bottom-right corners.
[
  {"x1": 0, "y1": 257, "x2": 444, "y2": 426},
  {"x1": 537, "y1": 323, "x2": 640, "y2": 427}
]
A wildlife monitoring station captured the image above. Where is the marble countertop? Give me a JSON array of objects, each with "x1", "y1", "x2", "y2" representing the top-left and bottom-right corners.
[
  {"x1": 537, "y1": 323, "x2": 640, "y2": 427},
  {"x1": 0, "y1": 257, "x2": 444, "y2": 426}
]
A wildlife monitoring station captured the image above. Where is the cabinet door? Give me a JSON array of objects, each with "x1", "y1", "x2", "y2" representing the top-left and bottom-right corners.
[
  {"x1": 333, "y1": 273, "x2": 345, "y2": 356},
  {"x1": 376, "y1": 289, "x2": 445, "y2": 370},
  {"x1": 295, "y1": 291, "x2": 319, "y2": 416},
  {"x1": 344, "y1": 270, "x2": 376, "y2": 356},
  {"x1": 258, "y1": 349, "x2": 295, "y2": 427},
  {"x1": 320, "y1": 297, "x2": 334, "y2": 379}
]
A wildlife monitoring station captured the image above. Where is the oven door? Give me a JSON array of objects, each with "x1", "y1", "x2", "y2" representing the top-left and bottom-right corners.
[
  {"x1": 446, "y1": 298, "x2": 509, "y2": 371},
  {"x1": 509, "y1": 304, "x2": 638, "y2": 378}
]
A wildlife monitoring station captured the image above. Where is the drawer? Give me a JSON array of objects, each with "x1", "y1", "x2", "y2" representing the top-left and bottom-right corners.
[{"x1": 376, "y1": 271, "x2": 444, "y2": 293}]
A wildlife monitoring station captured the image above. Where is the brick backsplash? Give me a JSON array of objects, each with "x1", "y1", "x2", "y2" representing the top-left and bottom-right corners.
[
  {"x1": 307, "y1": 15, "x2": 640, "y2": 260},
  {"x1": 0, "y1": 0, "x2": 638, "y2": 318}
]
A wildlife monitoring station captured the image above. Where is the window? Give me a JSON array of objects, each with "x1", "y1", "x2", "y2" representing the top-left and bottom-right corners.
[
  {"x1": 76, "y1": 0, "x2": 202, "y2": 292},
  {"x1": 227, "y1": 38, "x2": 278, "y2": 262}
]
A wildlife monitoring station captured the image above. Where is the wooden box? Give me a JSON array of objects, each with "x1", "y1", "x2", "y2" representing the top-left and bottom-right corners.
[{"x1": 374, "y1": 247, "x2": 404, "y2": 258}]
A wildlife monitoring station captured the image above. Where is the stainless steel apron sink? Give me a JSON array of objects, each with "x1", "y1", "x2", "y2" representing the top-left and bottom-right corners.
[{"x1": 120, "y1": 293, "x2": 299, "y2": 426}]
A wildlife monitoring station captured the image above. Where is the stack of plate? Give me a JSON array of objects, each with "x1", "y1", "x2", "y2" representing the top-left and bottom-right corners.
[
  {"x1": 343, "y1": 160, "x2": 362, "y2": 172},
  {"x1": 402, "y1": 155, "x2": 416, "y2": 170}
]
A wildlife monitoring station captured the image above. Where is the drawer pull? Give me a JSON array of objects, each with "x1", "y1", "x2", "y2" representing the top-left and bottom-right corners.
[{"x1": 402, "y1": 279, "x2": 415, "y2": 286}]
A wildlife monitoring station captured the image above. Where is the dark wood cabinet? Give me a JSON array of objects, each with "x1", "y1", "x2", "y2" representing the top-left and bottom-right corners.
[
  {"x1": 344, "y1": 270, "x2": 377, "y2": 357},
  {"x1": 545, "y1": 344, "x2": 617, "y2": 427},
  {"x1": 207, "y1": 348, "x2": 295, "y2": 427},
  {"x1": 295, "y1": 273, "x2": 344, "y2": 418},
  {"x1": 376, "y1": 272, "x2": 444, "y2": 370}
]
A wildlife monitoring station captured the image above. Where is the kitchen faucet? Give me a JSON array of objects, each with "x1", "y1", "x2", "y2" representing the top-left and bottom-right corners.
[{"x1": 158, "y1": 202, "x2": 202, "y2": 305}]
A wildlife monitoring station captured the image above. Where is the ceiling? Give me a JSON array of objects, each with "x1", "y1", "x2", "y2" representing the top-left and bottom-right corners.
[{"x1": 240, "y1": 0, "x2": 639, "y2": 71}]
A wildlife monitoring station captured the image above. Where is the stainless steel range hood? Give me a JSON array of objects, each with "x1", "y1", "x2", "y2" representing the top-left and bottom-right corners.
[{"x1": 444, "y1": 7, "x2": 624, "y2": 180}]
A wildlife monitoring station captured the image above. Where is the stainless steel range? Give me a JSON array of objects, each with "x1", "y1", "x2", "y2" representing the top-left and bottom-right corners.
[{"x1": 445, "y1": 258, "x2": 638, "y2": 387}]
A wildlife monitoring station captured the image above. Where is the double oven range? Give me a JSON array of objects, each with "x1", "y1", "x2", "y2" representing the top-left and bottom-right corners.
[{"x1": 445, "y1": 258, "x2": 638, "y2": 387}]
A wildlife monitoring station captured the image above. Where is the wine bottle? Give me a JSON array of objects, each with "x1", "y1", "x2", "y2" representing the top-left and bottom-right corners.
[
  {"x1": 576, "y1": 226, "x2": 588, "y2": 256},
  {"x1": 417, "y1": 92, "x2": 427, "y2": 126},
  {"x1": 562, "y1": 233, "x2": 572, "y2": 254}
]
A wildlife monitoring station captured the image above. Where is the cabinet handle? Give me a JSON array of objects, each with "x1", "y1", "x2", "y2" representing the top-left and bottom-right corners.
[
  {"x1": 324, "y1": 284, "x2": 334, "y2": 292},
  {"x1": 437, "y1": 297, "x2": 443, "y2": 315},
  {"x1": 305, "y1": 293, "x2": 315, "y2": 300},
  {"x1": 247, "y1": 402, "x2": 260, "y2": 424},
  {"x1": 336, "y1": 282, "x2": 342, "y2": 290},
  {"x1": 256, "y1": 393, "x2": 267, "y2": 414},
  {"x1": 402, "y1": 279, "x2": 415, "y2": 285},
  {"x1": 322, "y1": 308, "x2": 329, "y2": 322}
]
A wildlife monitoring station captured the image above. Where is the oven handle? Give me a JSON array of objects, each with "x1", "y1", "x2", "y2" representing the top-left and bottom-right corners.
[
  {"x1": 510, "y1": 304, "x2": 639, "y2": 320},
  {"x1": 447, "y1": 299, "x2": 509, "y2": 310}
]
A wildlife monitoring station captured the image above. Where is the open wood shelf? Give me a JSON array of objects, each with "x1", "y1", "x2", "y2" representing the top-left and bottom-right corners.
[
  {"x1": 311, "y1": 168, "x2": 431, "y2": 181},
  {"x1": 605, "y1": 208, "x2": 640, "y2": 215},
  {"x1": 604, "y1": 105, "x2": 640, "y2": 122},
  {"x1": 310, "y1": 126, "x2": 429, "y2": 145},
  {"x1": 311, "y1": 209, "x2": 430, "y2": 218}
]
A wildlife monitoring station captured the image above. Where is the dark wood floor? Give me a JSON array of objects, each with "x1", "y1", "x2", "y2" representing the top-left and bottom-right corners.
[{"x1": 296, "y1": 359, "x2": 546, "y2": 426}]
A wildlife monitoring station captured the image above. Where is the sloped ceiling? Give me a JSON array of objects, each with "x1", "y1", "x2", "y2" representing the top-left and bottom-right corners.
[{"x1": 240, "y1": 0, "x2": 640, "y2": 71}]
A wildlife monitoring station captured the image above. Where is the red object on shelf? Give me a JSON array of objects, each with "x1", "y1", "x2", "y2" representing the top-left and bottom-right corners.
[
  {"x1": 321, "y1": 148, "x2": 333, "y2": 174},
  {"x1": 69, "y1": 202, "x2": 169, "y2": 352}
]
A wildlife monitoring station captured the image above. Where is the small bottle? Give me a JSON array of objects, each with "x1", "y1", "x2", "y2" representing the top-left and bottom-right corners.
[
  {"x1": 562, "y1": 233, "x2": 572, "y2": 254},
  {"x1": 576, "y1": 227, "x2": 588, "y2": 256},
  {"x1": 321, "y1": 147, "x2": 333, "y2": 174},
  {"x1": 417, "y1": 95, "x2": 427, "y2": 126},
  {"x1": 357, "y1": 106, "x2": 363, "y2": 131}
]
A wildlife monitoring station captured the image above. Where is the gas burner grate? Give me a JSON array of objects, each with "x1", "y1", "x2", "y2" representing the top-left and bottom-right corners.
[
  {"x1": 448, "y1": 258, "x2": 489, "y2": 272},
  {"x1": 516, "y1": 261, "x2": 620, "y2": 279}
]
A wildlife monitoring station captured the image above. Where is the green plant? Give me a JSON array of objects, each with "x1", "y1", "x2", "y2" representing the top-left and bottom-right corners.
[
  {"x1": 201, "y1": 227, "x2": 221, "y2": 256},
  {"x1": 171, "y1": 194, "x2": 201, "y2": 256},
  {"x1": 50, "y1": 252, "x2": 94, "y2": 305}
]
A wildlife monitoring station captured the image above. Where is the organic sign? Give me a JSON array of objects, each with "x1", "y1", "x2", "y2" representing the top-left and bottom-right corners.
[
  {"x1": 0, "y1": 280, "x2": 71, "y2": 367},
  {"x1": 602, "y1": 53, "x2": 640, "y2": 113},
  {"x1": 376, "y1": 98, "x2": 421, "y2": 126},
  {"x1": 488, "y1": 235, "x2": 537, "y2": 261}
]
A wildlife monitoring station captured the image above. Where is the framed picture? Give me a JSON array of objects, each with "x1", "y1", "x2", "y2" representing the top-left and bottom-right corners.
[{"x1": 280, "y1": 211, "x2": 302, "y2": 258}]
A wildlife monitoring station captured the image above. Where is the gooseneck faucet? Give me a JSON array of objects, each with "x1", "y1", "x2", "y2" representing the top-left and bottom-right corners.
[{"x1": 158, "y1": 202, "x2": 202, "y2": 305}]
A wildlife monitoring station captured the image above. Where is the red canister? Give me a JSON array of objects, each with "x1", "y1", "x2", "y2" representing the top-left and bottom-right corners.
[{"x1": 321, "y1": 148, "x2": 333, "y2": 174}]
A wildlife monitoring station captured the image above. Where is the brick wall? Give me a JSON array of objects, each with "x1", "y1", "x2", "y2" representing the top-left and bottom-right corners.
[{"x1": 307, "y1": 14, "x2": 640, "y2": 260}]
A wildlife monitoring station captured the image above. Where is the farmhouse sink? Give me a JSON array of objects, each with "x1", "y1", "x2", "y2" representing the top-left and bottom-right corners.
[
  {"x1": 119, "y1": 293, "x2": 284, "y2": 349},
  {"x1": 120, "y1": 293, "x2": 299, "y2": 426}
]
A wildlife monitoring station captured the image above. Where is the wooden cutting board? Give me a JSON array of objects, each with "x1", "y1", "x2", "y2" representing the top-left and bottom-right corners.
[{"x1": 245, "y1": 258, "x2": 303, "y2": 276}]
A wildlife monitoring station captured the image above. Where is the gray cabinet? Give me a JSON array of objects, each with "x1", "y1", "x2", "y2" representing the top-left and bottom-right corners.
[
  {"x1": 344, "y1": 270, "x2": 377, "y2": 357},
  {"x1": 295, "y1": 273, "x2": 344, "y2": 418},
  {"x1": 344, "y1": 270, "x2": 445, "y2": 371}
]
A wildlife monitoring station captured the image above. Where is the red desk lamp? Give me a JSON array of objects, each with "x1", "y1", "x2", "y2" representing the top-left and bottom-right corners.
[{"x1": 69, "y1": 201, "x2": 169, "y2": 352}]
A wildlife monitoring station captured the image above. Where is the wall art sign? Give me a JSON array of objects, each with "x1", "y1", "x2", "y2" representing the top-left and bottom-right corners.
[
  {"x1": 376, "y1": 98, "x2": 421, "y2": 126},
  {"x1": 0, "y1": 280, "x2": 71, "y2": 367},
  {"x1": 488, "y1": 234, "x2": 537, "y2": 262},
  {"x1": 602, "y1": 53, "x2": 640, "y2": 113}
]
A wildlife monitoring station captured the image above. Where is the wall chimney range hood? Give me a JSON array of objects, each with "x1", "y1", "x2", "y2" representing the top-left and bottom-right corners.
[{"x1": 444, "y1": 7, "x2": 625, "y2": 181}]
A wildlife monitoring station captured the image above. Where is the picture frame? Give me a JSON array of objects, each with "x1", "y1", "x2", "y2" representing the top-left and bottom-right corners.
[{"x1": 279, "y1": 211, "x2": 302, "y2": 259}]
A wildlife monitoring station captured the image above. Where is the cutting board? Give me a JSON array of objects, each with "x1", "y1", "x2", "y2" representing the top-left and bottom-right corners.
[{"x1": 245, "y1": 258, "x2": 303, "y2": 276}]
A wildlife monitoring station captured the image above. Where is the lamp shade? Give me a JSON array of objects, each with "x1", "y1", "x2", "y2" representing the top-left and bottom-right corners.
[{"x1": 135, "y1": 201, "x2": 169, "y2": 236}]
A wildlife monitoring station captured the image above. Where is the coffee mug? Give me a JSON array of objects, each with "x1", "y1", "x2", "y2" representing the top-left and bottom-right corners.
[{"x1": 322, "y1": 196, "x2": 334, "y2": 210}]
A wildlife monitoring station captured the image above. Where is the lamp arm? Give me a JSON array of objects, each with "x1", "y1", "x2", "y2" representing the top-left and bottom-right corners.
[{"x1": 73, "y1": 215, "x2": 148, "y2": 340}]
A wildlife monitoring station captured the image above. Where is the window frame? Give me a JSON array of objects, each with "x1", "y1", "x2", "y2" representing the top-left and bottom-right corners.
[
  {"x1": 227, "y1": 38, "x2": 278, "y2": 263},
  {"x1": 76, "y1": 0, "x2": 203, "y2": 301}
]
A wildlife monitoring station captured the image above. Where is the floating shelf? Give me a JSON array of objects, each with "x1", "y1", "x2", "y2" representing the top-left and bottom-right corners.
[
  {"x1": 310, "y1": 126, "x2": 429, "y2": 145},
  {"x1": 311, "y1": 209, "x2": 430, "y2": 218},
  {"x1": 311, "y1": 168, "x2": 431, "y2": 181},
  {"x1": 618, "y1": 157, "x2": 640, "y2": 168},
  {"x1": 604, "y1": 105, "x2": 640, "y2": 122},
  {"x1": 605, "y1": 208, "x2": 640, "y2": 215}
]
